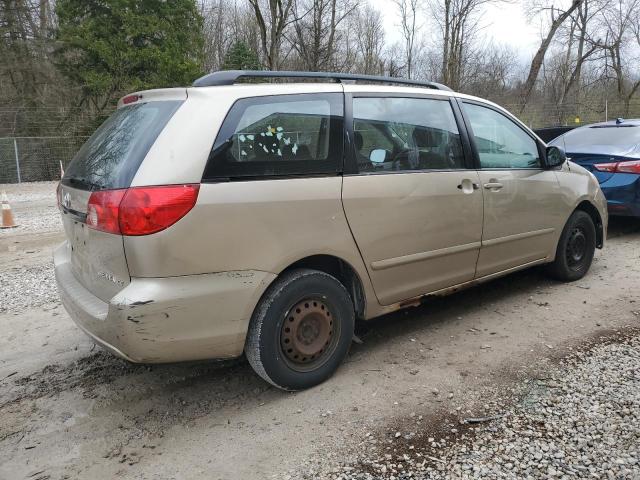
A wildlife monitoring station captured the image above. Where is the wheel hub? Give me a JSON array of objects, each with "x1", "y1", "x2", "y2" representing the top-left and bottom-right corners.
[
  {"x1": 281, "y1": 299, "x2": 334, "y2": 365},
  {"x1": 567, "y1": 227, "x2": 587, "y2": 265}
]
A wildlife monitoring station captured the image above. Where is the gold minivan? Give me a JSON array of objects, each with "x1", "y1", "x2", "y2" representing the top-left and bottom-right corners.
[{"x1": 54, "y1": 71, "x2": 607, "y2": 390}]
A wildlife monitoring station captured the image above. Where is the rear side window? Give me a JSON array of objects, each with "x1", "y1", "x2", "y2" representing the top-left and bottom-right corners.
[
  {"x1": 204, "y1": 93, "x2": 343, "y2": 180},
  {"x1": 352, "y1": 97, "x2": 466, "y2": 172},
  {"x1": 63, "y1": 101, "x2": 183, "y2": 191}
]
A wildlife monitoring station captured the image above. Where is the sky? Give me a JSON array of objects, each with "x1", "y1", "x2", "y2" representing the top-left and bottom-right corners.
[{"x1": 371, "y1": 0, "x2": 542, "y2": 62}]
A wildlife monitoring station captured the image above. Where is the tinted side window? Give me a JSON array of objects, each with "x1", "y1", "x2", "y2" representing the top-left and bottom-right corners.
[
  {"x1": 463, "y1": 103, "x2": 541, "y2": 169},
  {"x1": 352, "y1": 97, "x2": 465, "y2": 173},
  {"x1": 204, "y1": 93, "x2": 343, "y2": 180}
]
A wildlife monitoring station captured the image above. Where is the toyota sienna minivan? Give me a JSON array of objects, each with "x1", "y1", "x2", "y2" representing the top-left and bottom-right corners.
[{"x1": 55, "y1": 70, "x2": 607, "y2": 390}]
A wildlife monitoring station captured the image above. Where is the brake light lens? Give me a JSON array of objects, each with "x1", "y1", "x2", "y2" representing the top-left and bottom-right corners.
[
  {"x1": 616, "y1": 160, "x2": 640, "y2": 174},
  {"x1": 86, "y1": 185, "x2": 199, "y2": 236},
  {"x1": 592, "y1": 162, "x2": 618, "y2": 172},
  {"x1": 119, "y1": 185, "x2": 200, "y2": 235},
  {"x1": 86, "y1": 189, "x2": 127, "y2": 234},
  {"x1": 122, "y1": 94, "x2": 141, "y2": 105},
  {"x1": 594, "y1": 160, "x2": 640, "y2": 174}
]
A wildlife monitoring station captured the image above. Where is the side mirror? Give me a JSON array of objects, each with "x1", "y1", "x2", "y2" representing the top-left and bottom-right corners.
[
  {"x1": 546, "y1": 145, "x2": 567, "y2": 168},
  {"x1": 369, "y1": 149, "x2": 387, "y2": 164}
]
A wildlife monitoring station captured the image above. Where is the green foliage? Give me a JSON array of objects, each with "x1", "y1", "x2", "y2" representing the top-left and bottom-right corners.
[
  {"x1": 55, "y1": 0, "x2": 204, "y2": 111},
  {"x1": 222, "y1": 42, "x2": 261, "y2": 71}
]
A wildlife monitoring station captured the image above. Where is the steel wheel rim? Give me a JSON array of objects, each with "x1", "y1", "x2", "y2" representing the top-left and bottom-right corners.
[
  {"x1": 280, "y1": 297, "x2": 339, "y2": 372},
  {"x1": 566, "y1": 227, "x2": 587, "y2": 269}
]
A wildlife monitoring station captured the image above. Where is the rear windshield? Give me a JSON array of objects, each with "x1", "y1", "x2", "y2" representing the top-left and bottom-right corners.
[
  {"x1": 63, "y1": 100, "x2": 183, "y2": 191},
  {"x1": 553, "y1": 124, "x2": 640, "y2": 156}
]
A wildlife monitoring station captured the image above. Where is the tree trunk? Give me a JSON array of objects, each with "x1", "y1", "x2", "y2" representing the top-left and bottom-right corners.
[{"x1": 520, "y1": 0, "x2": 584, "y2": 112}]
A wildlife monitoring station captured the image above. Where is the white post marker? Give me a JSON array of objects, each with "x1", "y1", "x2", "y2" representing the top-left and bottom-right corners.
[{"x1": 13, "y1": 138, "x2": 21, "y2": 184}]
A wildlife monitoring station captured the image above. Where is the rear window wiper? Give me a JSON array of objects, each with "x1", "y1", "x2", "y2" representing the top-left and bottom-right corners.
[{"x1": 67, "y1": 177, "x2": 100, "y2": 191}]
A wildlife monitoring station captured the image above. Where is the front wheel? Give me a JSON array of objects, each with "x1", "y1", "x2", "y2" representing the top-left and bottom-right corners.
[
  {"x1": 547, "y1": 210, "x2": 596, "y2": 282},
  {"x1": 245, "y1": 269, "x2": 355, "y2": 390}
]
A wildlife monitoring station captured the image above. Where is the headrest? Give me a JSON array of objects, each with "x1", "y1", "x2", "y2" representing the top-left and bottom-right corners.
[{"x1": 413, "y1": 127, "x2": 440, "y2": 148}]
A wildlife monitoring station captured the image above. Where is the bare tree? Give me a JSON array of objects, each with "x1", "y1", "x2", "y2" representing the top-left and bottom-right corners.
[
  {"x1": 393, "y1": 0, "x2": 420, "y2": 79},
  {"x1": 248, "y1": 0, "x2": 295, "y2": 69},
  {"x1": 429, "y1": 0, "x2": 493, "y2": 90},
  {"x1": 520, "y1": 0, "x2": 585, "y2": 110},
  {"x1": 201, "y1": 0, "x2": 261, "y2": 72},
  {"x1": 464, "y1": 43, "x2": 518, "y2": 99},
  {"x1": 290, "y1": 0, "x2": 358, "y2": 71},
  {"x1": 556, "y1": 0, "x2": 605, "y2": 108},
  {"x1": 200, "y1": 0, "x2": 230, "y2": 72},
  {"x1": 0, "y1": 0, "x2": 64, "y2": 135},
  {"x1": 599, "y1": 0, "x2": 640, "y2": 114},
  {"x1": 351, "y1": 4, "x2": 385, "y2": 75}
]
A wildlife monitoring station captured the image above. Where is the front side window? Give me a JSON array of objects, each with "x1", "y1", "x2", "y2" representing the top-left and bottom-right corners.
[
  {"x1": 204, "y1": 93, "x2": 343, "y2": 180},
  {"x1": 352, "y1": 97, "x2": 466, "y2": 172},
  {"x1": 463, "y1": 103, "x2": 541, "y2": 169}
]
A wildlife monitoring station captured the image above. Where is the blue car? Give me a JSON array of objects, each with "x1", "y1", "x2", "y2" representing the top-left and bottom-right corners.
[{"x1": 550, "y1": 119, "x2": 640, "y2": 217}]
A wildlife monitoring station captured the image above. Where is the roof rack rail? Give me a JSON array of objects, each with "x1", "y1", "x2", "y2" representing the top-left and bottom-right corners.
[{"x1": 192, "y1": 70, "x2": 453, "y2": 92}]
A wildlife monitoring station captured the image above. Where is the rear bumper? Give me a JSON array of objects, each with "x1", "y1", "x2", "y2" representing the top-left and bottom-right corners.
[
  {"x1": 54, "y1": 242, "x2": 276, "y2": 363},
  {"x1": 601, "y1": 173, "x2": 640, "y2": 217}
]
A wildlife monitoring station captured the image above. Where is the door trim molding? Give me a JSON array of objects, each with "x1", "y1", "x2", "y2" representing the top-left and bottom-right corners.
[
  {"x1": 371, "y1": 241, "x2": 481, "y2": 271},
  {"x1": 482, "y1": 228, "x2": 555, "y2": 247}
]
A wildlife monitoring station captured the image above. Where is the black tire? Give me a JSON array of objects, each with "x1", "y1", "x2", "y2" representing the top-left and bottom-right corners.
[
  {"x1": 245, "y1": 269, "x2": 355, "y2": 391},
  {"x1": 547, "y1": 210, "x2": 596, "y2": 282}
]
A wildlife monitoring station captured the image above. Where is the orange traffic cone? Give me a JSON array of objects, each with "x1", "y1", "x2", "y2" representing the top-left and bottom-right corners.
[{"x1": 1, "y1": 191, "x2": 18, "y2": 229}]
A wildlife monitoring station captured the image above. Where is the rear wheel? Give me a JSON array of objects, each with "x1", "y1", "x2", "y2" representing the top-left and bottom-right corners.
[
  {"x1": 547, "y1": 210, "x2": 596, "y2": 281},
  {"x1": 245, "y1": 269, "x2": 355, "y2": 390}
]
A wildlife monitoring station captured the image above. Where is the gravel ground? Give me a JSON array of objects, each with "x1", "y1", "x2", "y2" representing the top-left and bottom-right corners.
[
  {"x1": 2, "y1": 182, "x2": 640, "y2": 480},
  {"x1": 0, "y1": 182, "x2": 61, "y2": 313},
  {"x1": 0, "y1": 181, "x2": 61, "y2": 234},
  {"x1": 0, "y1": 262, "x2": 58, "y2": 313},
  {"x1": 323, "y1": 334, "x2": 640, "y2": 480}
]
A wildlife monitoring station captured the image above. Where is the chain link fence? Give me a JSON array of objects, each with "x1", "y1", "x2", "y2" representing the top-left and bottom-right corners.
[
  {"x1": 0, "y1": 137, "x2": 88, "y2": 184},
  {"x1": 501, "y1": 99, "x2": 640, "y2": 130}
]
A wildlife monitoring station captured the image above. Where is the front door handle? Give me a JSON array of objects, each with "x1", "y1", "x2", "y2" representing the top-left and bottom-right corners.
[{"x1": 484, "y1": 182, "x2": 504, "y2": 190}]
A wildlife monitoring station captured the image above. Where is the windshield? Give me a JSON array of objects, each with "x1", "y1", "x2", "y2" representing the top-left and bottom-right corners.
[{"x1": 63, "y1": 100, "x2": 183, "y2": 191}]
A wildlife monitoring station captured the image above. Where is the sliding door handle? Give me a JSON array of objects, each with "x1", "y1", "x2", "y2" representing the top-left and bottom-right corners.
[
  {"x1": 484, "y1": 182, "x2": 504, "y2": 190},
  {"x1": 457, "y1": 179, "x2": 480, "y2": 193}
]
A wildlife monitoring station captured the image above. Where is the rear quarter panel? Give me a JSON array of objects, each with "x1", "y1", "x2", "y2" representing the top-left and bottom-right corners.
[
  {"x1": 130, "y1": 88, "x2": 237, "y2": 186},
  {"x1": 123, "y1": 177, "x2": 379, "y2": 315},
  {"x1": 124, "y1": 84, "x2": 383, "y2": 317}
]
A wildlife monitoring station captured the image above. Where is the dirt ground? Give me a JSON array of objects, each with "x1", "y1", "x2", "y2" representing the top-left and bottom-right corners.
[{"x1": 1, "y1": 182, "x2": 639, "y2": 480}]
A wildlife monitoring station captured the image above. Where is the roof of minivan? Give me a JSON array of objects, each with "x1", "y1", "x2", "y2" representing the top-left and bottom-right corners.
[
  {"x1": 184, "y1": 81, "x2": 496, "y2": 106},
  {"x1": 122, "y1": 82, "x2": 498, "y2": 109},
  {"x1": 120, "y1": 83, "x2": 533, "y2": 140}
]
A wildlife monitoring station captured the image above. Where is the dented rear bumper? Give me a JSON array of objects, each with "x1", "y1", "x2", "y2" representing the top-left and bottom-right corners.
[{"x1": 53, "y1": 242, "x2": 275, "y2": 363}]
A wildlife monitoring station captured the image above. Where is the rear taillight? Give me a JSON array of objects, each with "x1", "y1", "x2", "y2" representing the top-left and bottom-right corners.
[
  {"x1": 616, "y1": 160, "x2": 640, "y2": 174},
  {"x1": 87, "y1": 189, "x2": 127, "y2": 234},
  {"x1": 119, "y1": 185, "x2": 200, "y2": 235},
  {"x1": 594, "y1": 160, "x2": 640, "y2": 174},
  {"x1": 86, "y1": 185, "x2": 199, "y2": 236}
]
